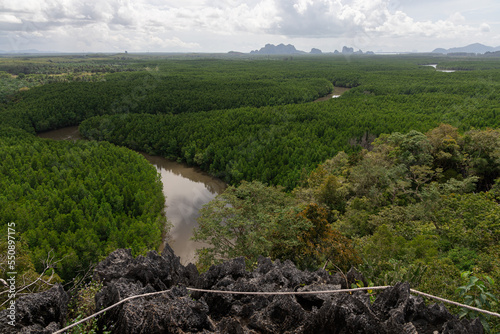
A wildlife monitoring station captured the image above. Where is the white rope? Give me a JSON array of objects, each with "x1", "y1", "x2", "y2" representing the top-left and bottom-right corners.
[
  {"x1": 52, "y1": 285, "x2": 500, "y2": 333},
  {"x1": 410, "y1": 289, "x2": 500, "y2": 318},
  {"x1": 185, "y1": 286, "x2": 391, "y2": 295},
  {"x1": 52, "y1": 288, "x2": 174, "y2": 334}
]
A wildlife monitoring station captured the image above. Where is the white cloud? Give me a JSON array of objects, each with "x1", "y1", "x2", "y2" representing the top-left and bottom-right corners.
[
  {"x1": 370, "y1": 11, "x2": 477, "y2": 39},
  {"x1": 0, "y1": 0, "x2": 498, "y2": 52},
  {"x1": 266, "y1": 0, "x2": 484, "y2": 41},
  {"x1": 448, "y1": 12, "x2": 466, "y2": 24},
  {"x1": 0, "y1": 14, "x2": 22, "y2": 24},
  {"x1": 480, "y1": 23, "x2": 491, "y2": 32}
]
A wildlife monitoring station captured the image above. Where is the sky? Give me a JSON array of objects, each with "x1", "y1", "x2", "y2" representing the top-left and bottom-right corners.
[{"x1": 0, "y1": 0, "x2": 499, "y2": 53}]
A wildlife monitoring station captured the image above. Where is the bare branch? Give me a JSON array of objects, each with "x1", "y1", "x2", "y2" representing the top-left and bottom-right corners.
[
  {"x1": 0, "y1": 249, "x2": 62, "y2": 307},
  {"x1": 64, "y1": 263, "x2": 96, "y2": 296}
]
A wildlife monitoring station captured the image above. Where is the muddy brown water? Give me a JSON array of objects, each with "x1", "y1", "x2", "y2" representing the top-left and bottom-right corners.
[{"x1": 38, "y1": 126, "x2": 227, "y2": 265}]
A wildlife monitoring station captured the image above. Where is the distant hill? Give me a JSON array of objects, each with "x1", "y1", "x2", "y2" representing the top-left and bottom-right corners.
[
  {"x1": 432, "y1": 43, "x2": 500, "y2": 54},
  {"x1": 250, "y1": 44, "x2": 306, "y2": 55},
  {"x1": 249, "y1": 44, "x2": 375, "y2": 55},
  {"x1": 332, "y1": 46, "x2": 370, "y2": 55}
]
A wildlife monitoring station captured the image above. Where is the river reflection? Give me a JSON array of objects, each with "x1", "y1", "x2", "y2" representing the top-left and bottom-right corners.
[
  {"x1": 141, "y1": 153, "x2": 227, "y2": 264},
  {"x1": 38, "y1": 126, "x2": 227, "y2": 265}
]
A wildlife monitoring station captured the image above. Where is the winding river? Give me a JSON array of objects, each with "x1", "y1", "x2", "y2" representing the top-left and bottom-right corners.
[
  {"x1": 38, "y1": 127, "x2": 227, "y2": 265},
  {"x1": 37, "y1": 86, "x2": 351, "y2": 264}
]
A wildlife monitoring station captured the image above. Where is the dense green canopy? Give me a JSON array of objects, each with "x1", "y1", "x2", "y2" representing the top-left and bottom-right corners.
[
  {"x1": 0, "y1": 132, "x2": 166, "y2": 281},
  {"x1": 1, "y1": 54, "x2": 499, "y2": 329}
]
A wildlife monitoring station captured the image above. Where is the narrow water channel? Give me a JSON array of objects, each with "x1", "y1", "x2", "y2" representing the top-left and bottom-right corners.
[
  {"x1": 38, "y1": 126, "x2": 227, "y2": 265},
  {"x1": 314, "y1": 86, "x2": 351, "y2": 102},
  {"x1": 421, "y1": 64, "x2": 456, "y2": 72}
]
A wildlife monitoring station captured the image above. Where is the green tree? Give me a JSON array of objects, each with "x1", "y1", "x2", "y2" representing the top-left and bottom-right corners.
[
  {"x1": 193, "y1": 181, "x2": 303, "y2": 270},
  {"x1": 457, "y1": 272, "x2": 498, "y2": 333},
  {"x1": 292, "y1": 203, "x2": 360, "y2": 271}
]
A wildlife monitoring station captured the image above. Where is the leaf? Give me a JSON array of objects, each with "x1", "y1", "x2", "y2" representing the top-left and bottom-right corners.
[
  {"x1": 484, "y1": 292, "x2": 498, "y2": 301},
  {"x1": 479, "y1": 294, "x2": 487, "y2": 305},
  {"x1": 461, "y1": 271, "x2": 472, "y2": 279},
  {"x1": 480, "y1": 318, "x2": 490, "y2": 333},
  {"x1": 469, "y1": 276, "x2": 479, "y2": 286}
]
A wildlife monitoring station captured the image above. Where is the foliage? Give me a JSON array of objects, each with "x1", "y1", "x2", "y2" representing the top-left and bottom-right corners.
[
  {"x1": 351, "y1": 279, "x2": 377, "y2": 304},
  {"x1": 0, "y1": 54, "x2": 138, "y2": 109},
  {"x1": 1, "y1": 55, "x2": 500, "y2": 328},
  {"x1": 0, "y1": 135, "x2": 166, "y2": 281},
  {"x1": 457, "y1": 272, "x2": 498, "y2": 333},
  {"x1": 294, "y1": 124, "x2": 500, "y2": 330},
  {"x1": 293, "y1": 203, "x2": 361, "y2": 271},
  {"x1": 77, "y1": 92, "x2": 500, "y2": 191},
  {"x1": 1, "y1": 58, "x2": 335, "y2": 132},
  {"x1": 66, "y1": 280, "x2": 110, "y2": 334},
  {"x1": 76, "y1": 94, "x2": 454, "y2": 190},
  {"x1": 193, "y1": 181, "x2": 306, "y2": 270},
  {"x1": 193, "y1": 181, "x2": 359, "y2": 272},
  {"x1": 1, "y1": 55, "x2": 499, "y2": 190},
  {"x1": 0, "y1": 238, "x2": 62, "y2": 309}
]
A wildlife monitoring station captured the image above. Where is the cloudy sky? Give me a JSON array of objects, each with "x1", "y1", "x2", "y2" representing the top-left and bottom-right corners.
[{"x1": 0, "y1": 0, "x2": 498, "y2": 53}]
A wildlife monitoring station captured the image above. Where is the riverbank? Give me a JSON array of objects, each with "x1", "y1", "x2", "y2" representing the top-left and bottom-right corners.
[
  {"x1": 37, "y1": 126, "x2": 227, "y2": 265},
  {"x1": 314, "y1": 86, "x2": 351, "y2": 101}
]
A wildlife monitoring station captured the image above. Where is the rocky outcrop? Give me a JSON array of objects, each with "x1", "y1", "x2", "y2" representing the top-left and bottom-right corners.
[
  {"x1": 342, "y1": 46, "x2": 354, "y2": 54},
  {"x1": 94, "y1": 245, "x2": 203, "y2": 333},
  {"x1": 333, "y1": 46, "x2": 371, "y2": 55},
  {"x1": 94, "y1": 244, "x2": 199, "y2": 289},
  {"x1": 0, "y1": 284, "x2": 68, "y2": 334},
  {"x1": 92, "y1": 247, "x2": 483, "y2": 334},
  {"x1": 250, "y1": 44, "x2": 306, "y2": 55},
  {"x1": 0, "y1": 245, "x2": 484, "y2": 333}
]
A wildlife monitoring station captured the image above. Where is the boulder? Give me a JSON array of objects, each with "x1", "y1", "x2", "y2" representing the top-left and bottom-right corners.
[
  {"x1": 0, "y1": 284, "x2": 68, "y2": 334},
  {"x1": 94, "y1": 246, "x2": 202, "y2": 333}
]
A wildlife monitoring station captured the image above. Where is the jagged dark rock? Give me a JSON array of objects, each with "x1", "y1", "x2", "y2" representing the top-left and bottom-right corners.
[
  {"x1": 4, "y1": 246, "x2": 485, "y2": 333},
  {"x1": 302, "y1": 293, "x2": 381, "y2": 334},
  {"x1": 102, "y1": 285, "x2": 212, "y2": 333},
  {"x1": 94, "y1": 245, "x2": 198, "y2": 290},
  {"x1": 92, "y1": 248, "x2": 483, "y2": 333},
  {"x1": 94, "y1": 246, "x2": 202, "y2": 333},
  {"x1": 0, "y1": 284, "x2": 68, "y2": 334}
]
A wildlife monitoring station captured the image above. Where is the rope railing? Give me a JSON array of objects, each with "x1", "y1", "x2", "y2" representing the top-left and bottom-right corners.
[
  {"x1": 53, "y1": 285, "x2": 500, "y2": 334},
  {"x1": 409, "y1": 289, "x2": 500, "y2": 318},
  {"x1": 185, "y1": 286, "x2": 391, "y2": 295}
]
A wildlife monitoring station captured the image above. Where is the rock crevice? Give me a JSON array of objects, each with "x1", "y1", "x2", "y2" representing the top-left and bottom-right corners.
[
  {"x1": 92, "y1": 247, "x2": 482, "y2": 334},
  {"x1": 0, "y1": 245, "x2": 484, "y2": 333}
]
